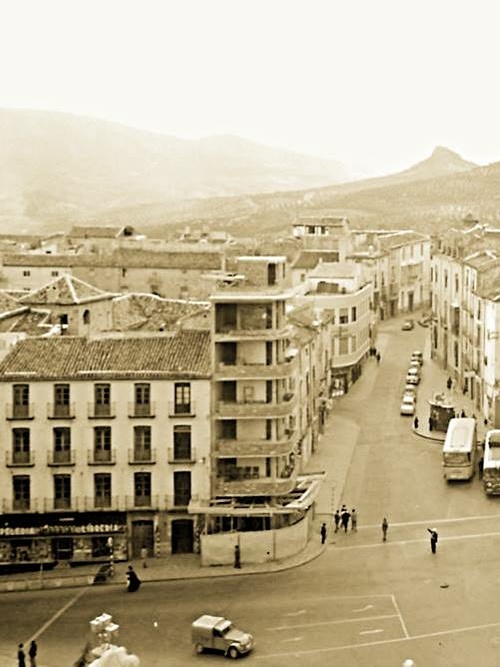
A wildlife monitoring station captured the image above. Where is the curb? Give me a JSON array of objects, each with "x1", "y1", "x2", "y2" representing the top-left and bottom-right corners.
[{"x1": 411, "y1": 427, "x2": 445, "y2": 443}]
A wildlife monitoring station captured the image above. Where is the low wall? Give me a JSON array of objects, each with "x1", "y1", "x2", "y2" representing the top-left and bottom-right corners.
[
  {"x1": 200, "y1": 512, "x2": 311, "y2": 567},
  {"x1": 0, "y1": 572, "x2": 97, "y2": 593}
]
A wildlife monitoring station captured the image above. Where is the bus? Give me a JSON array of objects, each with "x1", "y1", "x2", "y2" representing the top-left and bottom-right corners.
[
  {"x1": 442, "y1": 417, "x2": 477, "y2": 481},
  {"x1": 483, "y1": 429, "x2": 500, "y2": 494}
]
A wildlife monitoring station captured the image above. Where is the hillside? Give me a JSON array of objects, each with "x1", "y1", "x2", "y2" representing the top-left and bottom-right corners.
[{"x1": 0, "y1": 109, "x2": 348, "y2": 232}]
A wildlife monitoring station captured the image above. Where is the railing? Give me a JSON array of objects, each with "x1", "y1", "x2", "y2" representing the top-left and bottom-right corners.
[
  {"x1": 216, "y1": 393, "x2": 297, "y2": 418},
  {"x1": 6, "y1": 404, "x2": 34, "y2": 420},
  {"x1": 6, "y1": 451, "x2": 35, "y2": 467},
  {"x1": 128, "y1": 402, "x2": 156, "y2": 418},
  {"x1": 47, "y1": 403, "x2": 76, "y2": 419},
  {"x1": 47, "y1": 449, "x2": 76, "y2": 466},
  {"x1": 44, "y1": 497, "x2": 78, "y2": 511},
  {"x1": 215, "y1": 357, "x2": 298, "y2": 379},
  {"x1": 168, "y1": 402, "x2": 196, "y2": 418},
  {"x1": 124, "y1": 495, "x2": 161, "y2": 510},
  {"x1": 128, "y1": 448, "x2": 156, "y2": 464},
  {"x1": 214, "y1": 468, "x2": 297, "y2": 496},
  {"x1": 165, "y1": 494, "x2": 191, "y2": 510},
  {"x1": 87, "y1": 449, "x2": 117, "y2": 465},
  {"x1": 167, "y1": 447, "x2": 197, "y2": 463},
  {"x1": 88, "y1": 402, "x2": 116, "y2": 419},
  {"x1": 82, "y1": 496, "x2": 123, "y2": 511},
  {"x1": 216, "y1": 431, "x2": 298, "y2": 457}
]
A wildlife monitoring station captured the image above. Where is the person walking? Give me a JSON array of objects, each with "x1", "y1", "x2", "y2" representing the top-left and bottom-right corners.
[
  {"x1": 126, "y1": 565, "x2": 141, "y2": 592},
  {"x1": 427, "y1": 528, "x2": 438, "y2": 554},
  {"x1": 446, "y1": 377, "x2": 452, "y2": 391},
  {"x1": 17, "y1": 643, "x2": 26, "y2": 667},
  {"x1": 428, "y1": 416, "x2": 434, "y2": 432},
  {"x1": 460, "y1": 409, "x2": 466, "y2": 418},
  {"x1": 376, "y1": 352, "x2": 381, "y2": 364},
  {"x1": 351, "y1": 509, "x2": 358, "y2": 532},
  {"x1": 341, "y1": 508, "x2": 351, "y2": 533},
  {"x1": 320, "y1": 522, "x2": 327, "y2": 544},
  {"x1": 478, "y1": 455, "x2": 484, "y2": 480},
  {"x1": 234, "y1": 543, "x2": 241, "y2": 568},
  {"x1": 28, "y1": 640, "x2": 37, "y2": 667},
  {"x1": 413, "y1": 416, "x2": 419, "y2": 430},
  {"x1": 333, "y1": 509, "x2": 341, "y2": 533},
  {"x1": 381, "y1": 517, "x2": 389, "y2": 541},
  {"x1": 140, "y1": 544, "x2": 148, "y2": 568}
]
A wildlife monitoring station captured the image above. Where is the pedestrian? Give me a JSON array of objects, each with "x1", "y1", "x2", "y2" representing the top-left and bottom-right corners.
[
  {"x1": 460, "y1": 409, "x2": 466, "y2": 418},
  {"x1": 428, "y1": 416, "x2": 434, "y2": 432},
  {"x1": 333, "y1": 509, "x2": 341, "y2": 533},
  {"x1": 140, "y1": 544, "x2": 148, "y2": 568},
  {"x1": 427, "y1": 528, "x2": 438, "y2": 554},
  {"x1": 382, "y1": 517, "x2": 389, "y2": 541},
  {"x1": 28, "y1": 641, "x2": 37, "y2": 667},
  {"x1": 376, "y1": 352, "x2": 381, "y2": 364},
  {"x1": 320, "y1": 522, "x2": 327, "y2": 544},
  {"x1": 413, "y1": 416, "x2": 419, "y2": 430},
  {"x1": 17, "y1": 643, "x2": 26, "y2": 667},
  {"x1": 126, "y1": 565, "x2": 141, "y2": 592},
  {"x1": 446, "y1": 377, "x2": 452, "y2": 391},
  {"x1": 341, "y1": 508, "x2": 351, "y2": 532},
  {"x1": 478, "y1": 455, "x2": 484, "y2": 480},
  {"x1": 351, "y1": 509, "x2": 357, "y2": 532}
]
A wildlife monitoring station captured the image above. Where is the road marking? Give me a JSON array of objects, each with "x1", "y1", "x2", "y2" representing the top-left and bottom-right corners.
[
  {"x1": 358, "y1": 513, "x2": 500, "y2": 530},
  {"x1": 255, "y1": 620, "x2": 500, "y2": 659},
  {"x1": 352, "y1": 604, "x2": 374, "y2": 612},
  {"x1": 281, "y1": 637, "x2": 303, "y2": 643},
  {"x1": 26, "y1": 588, "x2": 87, "y2": 643},
  {"x1": 270, "y1": 613, "x2": 399, "y2": 631},
  {"x1": 359, "y1": 629, "x2": 383, "y2": 635},
  {"x1": 333, "y1": 530, "x2": 500, "y2": 550},
  {"x1": 391, "y1": 594, "x2": 410, "y2": 639},
  {"x1": 284, "y1": 610, "x2": 307, "y2": 617}
]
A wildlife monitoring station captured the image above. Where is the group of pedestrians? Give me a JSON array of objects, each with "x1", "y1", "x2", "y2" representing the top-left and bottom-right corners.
[
  {"x1": 333, "y1": 505, "x2": 357, "y2": 533},
  {"x1": 16, "y1": 640, "x2": 37, "y2": 667},
  {"x1": 369, "y1": 346, "x2": 381, "y2": 364}
]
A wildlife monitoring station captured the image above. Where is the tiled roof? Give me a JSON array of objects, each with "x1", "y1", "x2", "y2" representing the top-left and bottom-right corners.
[
  {"x1": 111, "y1": 293, "x2": 210, "y2": 331},
  {"x1": 69, "y1": 225, "x2": 125, "y2": 238},
  {"x1": 0, "y1": 309, "x2": 52, "y2": 335},
  {"x1": 19, "y1": 275, "x2": 116, "y2": 306},
  {"x1": 0, "y1": 330, "x2": 212, "y2": 380},
  {"x1": 0, "y1": 291, "x2": 22, "y2": 314},
  {"x1": 292, "y1": 251, "x2": 340, "y2": 270},
  {"x1": 2, "y1": 254, "x2": 76, "y2": 267},
  {"x1": 377, "y1": 231, "x2": 429, "y2": 250}
]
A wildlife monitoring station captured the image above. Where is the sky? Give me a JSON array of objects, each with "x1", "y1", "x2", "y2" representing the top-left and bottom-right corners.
[{"x1": 2, "y1": 0, "x2": 500, "y2": 177}]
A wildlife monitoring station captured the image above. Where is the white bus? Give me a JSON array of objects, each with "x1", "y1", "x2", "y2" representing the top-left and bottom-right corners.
[
  {"x1": 442, "y1": 417, "x2": 477, "y2": 481},
  {"x1": 483, "y1": 429, "x2": 500, "y2": 495}
]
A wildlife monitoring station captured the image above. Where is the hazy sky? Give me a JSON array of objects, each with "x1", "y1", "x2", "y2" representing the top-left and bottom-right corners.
[{"x1": 2, "y1": 0, "x2": 500, "y2": 176}]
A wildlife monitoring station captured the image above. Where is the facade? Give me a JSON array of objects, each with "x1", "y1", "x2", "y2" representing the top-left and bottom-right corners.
[{"x1": 0, "y1": 332, "x2": 211, "y2": 567}]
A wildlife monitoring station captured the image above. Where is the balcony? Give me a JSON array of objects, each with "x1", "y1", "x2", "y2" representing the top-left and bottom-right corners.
[
  {"x1": 124, "y1": 495, "x2": 161, "y2": 510},
  {"x1": 45, "y1": 497, "x2": 78, "y2": 512},
  {"x1": 87, "y1": 449, "x2": 116, "y2": 465},
  {"x1": 214, "y1": 325, "x2": 292, "y2": 342},
  {"x1": 214, "y1": 466, "x2": 298, "y2": 496},
  {"x1": 216, "y1": 431, "x2": 298, "y2": 458},
  {"x1": 165, "y1": 494, "x2": 191, "y2": 510},
  {"x1": 168, "y1": 402, "x2": 196, "y2": 418},
  {"x1": 47, "y1": 449, "x2": 76, "y2": 466},
  {"x1": 215, "y1": 357, "x2": 297, "y2": 380},
  {"x1": 6, "y1": 451, "x2": 35, "y2": 467},
  {"x1": 216, "y1": 393, "x2": 297, "y2": 418},
  {"x1": 128, "y1": 448, "x2": 156, "y2": 464},
  {"x1": 6, "y1": 404, "x2": 34, "y2": 420},
  {"x1": 168, "y1": 447, "x2": 197, "y2": 464},
  {"x1": 47, "y1": 403, "x2": 76, "y2": 419},
  {"x1": 128, "y1": 402, "x2": 156, "y2": 418},
  {"x1": 3, "y1": 499, "x2": 32, "y2": 512},
  {"x1": 88, "y1": 402, "x2": 116, "y2": 419}
]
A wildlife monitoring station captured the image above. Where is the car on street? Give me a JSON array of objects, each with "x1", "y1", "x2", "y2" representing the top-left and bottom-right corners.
[
  {"x1": 406, "y1": 367, "x2": 420, "y2": 384},
  {"x1": 411, "y1": 350, "x2": 423, "y2": 365},
  {"x1": 192, "y1": 614, "x2": 254, "y2": 659},
  {"x1": 403, "y1": 384, "x2": 417, "y2": 399},
  {"x1": 400, "y1": 395, "x2": 416, "y2": 415},
  {"x1": 402, "y1": 319, "x2": 414, "y2": 331}
]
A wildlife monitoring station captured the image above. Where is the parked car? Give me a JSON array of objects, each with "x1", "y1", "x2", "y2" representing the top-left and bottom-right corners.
[
  {"x1": 406, "y1": 367, "x2": 420, "y2": 385},
  {"x1": 411, "y1": 350, "x2": 423, "y2": 365},
  {"x1": 402, "y1": 319, "x2": 414, "y2": 331},
  {"x1": 400, "y1": 395, "x2": 416, "y2": 415},
  {"x1": 403, "y1": 384, "x2": 417, "y2": 399},
  {"x1": 409, "y1": 359, "x2": 421, "y2": 371},
  {"x1": 192, "y1": 614, "x2": 254, "y2": 659}
]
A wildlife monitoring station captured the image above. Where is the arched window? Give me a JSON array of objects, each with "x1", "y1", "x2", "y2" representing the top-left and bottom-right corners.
[{"x1": 83, "y1": 309, "x2": 90, "y2": 325}]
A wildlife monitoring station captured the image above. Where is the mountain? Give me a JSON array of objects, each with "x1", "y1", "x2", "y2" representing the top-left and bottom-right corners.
[{"x1": 0, "y1": 109, "x2": 349, "y2": 232}]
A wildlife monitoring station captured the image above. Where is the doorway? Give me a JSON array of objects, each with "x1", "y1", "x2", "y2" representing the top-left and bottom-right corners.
[
  {"x1": 171, "y1": 519, "x2": 194, "y2": 554},
  {"x1": 131, "y1": 520, "x2": 154, "y2": 558}
]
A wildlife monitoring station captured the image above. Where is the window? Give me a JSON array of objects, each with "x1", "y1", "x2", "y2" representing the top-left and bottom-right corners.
[
  {"x1": 339, "y1": 337, "x2": 349, "y2": 355},
  {"x1": 13, "y1": 475, "x2": 30, "y2": 511},
  {"x1": 339, "y1": 308, "x2": 348, "y2": 324},
  {"x1": 53, "y1": 427, "x2": 71, "y2": 463},
  {"x1": 13, "y1": 428, "x2": 30, "y2": 464},
  {"x1": 94, "y1": 384, "x2": 111, "y2": 417},
  {"x1": 54, "y1": 474, "x2": 71, "y2": 510},
  {"x1": 54, "y1": 384, "x2": 70, "y2": 418},
  {"x1": 12, "y1": 384, "x2": 30, "y2": 419},
  {"x1": 134, "y1": 383, "x2": 151, "y2": 416},
  {"x1": 173, "y1": 471, "x2": 191, "y2": 507},
  {"x1": 351, "y1": 306, "x2": 357, "y2": 322},
  {"x1": 134, "y1": 426, "x2": 152, "y2": 461},
  {"x1": 94, "y1": 426, "x2": 112, "y2": 462},
  {"x1": 83, "y1": 309, "x2": 90, "y2": 325},
  {"x1": 22, "y1": 270, "x2": 31, "y2": 277},
  {"x1": 174, "y1": 382, "x2": 191, "y2": 414},
  {"x1": 134, "y1": 472, "x2": 151, "y2": 507},
  {"x1": 94, "y1": 473, "x2": 111, "y2": 508},
  {"x1": 173, "y1": 425, "x2": 191, "y2": 460},
  {"x1": 51, "y1": 271, "x2": 59, "y2": 277}
]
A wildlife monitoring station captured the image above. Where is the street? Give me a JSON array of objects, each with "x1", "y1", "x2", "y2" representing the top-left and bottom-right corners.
[{"x1": 3, "y1": 314, "x2": 500, "y2": 666}]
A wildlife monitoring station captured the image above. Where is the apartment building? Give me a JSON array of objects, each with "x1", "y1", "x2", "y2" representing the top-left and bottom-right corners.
[{"x1": 0, "y1": 331, "x2": 211, "y2": 566}]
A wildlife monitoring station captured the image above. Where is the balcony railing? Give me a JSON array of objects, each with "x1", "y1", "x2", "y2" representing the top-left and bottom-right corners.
[
  {"x1": 6, "y1": 404, "x2": 34, "y2": 420},
  {"x1": 216, "y1": 431, "x2": 298, "y2": 457},
  {"x1": 47, "y1": 449, "x2": 76, "y2": 466},
  {"x1": 128, "y1": 402, "x2": 156, "y2": 418},
  {"x1": 214, "y1": 467, "x2": 297, "y2": 496},
  {"x1": 124, "y1": 495, "x2": 160, "y2": 510},
  {"x1": 165, "y1": 494, "x2": 191, "y2": 510},
  {"x1": 6, "y1": 451, "x2": 35, "y2": 467},
  {"x1": 88, "y1": 402, "x2": 116, "y2": 419},
  {"x1": 128, "y1": 448, "x2": 156, "y2": 464},
  {"x1": 215, "y1": 357, "x2": 297, "y2": 379},
  {"x1": 168, "y1": 447, "x2": 197, "y2": 463},
  {"x1": 216, "y1": 393, "x2": 297, "y2": 418},
  {"x1": 168, "y1": 402, "x2": 196, "y2": 418},
  {"x1": 45, "y1": 497, "x2": 77, "y2": 511},
  {"x1": 82, "y1": 496, "x2": 122, "y2": 511},
  {"x1": 47, "y1": 403, "x2": 76, "y2": 419},
  {"x1": 87, "y1": 449, "x2": 117, "y2": 465}
]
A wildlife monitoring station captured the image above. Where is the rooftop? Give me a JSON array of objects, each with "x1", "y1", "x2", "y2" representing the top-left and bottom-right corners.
[
  {"x1": 19, "y1": 274, "x2": 116, "y2": 306},
  {"x1": 292, "y1": 251, "x2": 340, "y2": 270}
]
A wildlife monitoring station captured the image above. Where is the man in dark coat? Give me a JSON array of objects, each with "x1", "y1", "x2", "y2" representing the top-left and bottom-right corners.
[
  {"x1": 427, "y1": 528, "x2": 438, "y2": 554},
  {"x1": 341, "y1": 509, "x2": 351, "y2": 532},
  {"x1": 126, "y1": 565, "x2": 141, "y2": 592},
  {"x1": 320, "y1": 522, "x2": 327, "y2": 544},
  {"x1": 17, "y1": 643, "x2": 26, "y2": 667}
]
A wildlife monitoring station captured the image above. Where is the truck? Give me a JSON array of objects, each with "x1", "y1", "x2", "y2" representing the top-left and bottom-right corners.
[{"x1": 483, "y1": 429, "x2": 500, "y2": 494}]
